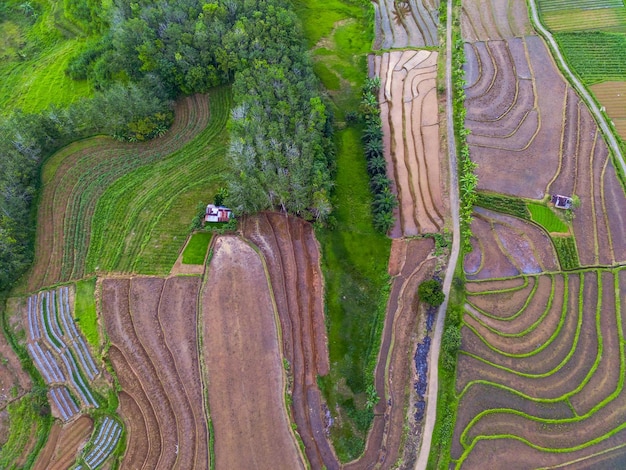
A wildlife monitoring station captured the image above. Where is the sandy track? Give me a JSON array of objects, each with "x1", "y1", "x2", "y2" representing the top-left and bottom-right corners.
[
  {"x1": 346, "y1": 238, "x2": 435, "y2": 469},
  {"x1": 201, "y1": 236, "x2": 305, "y2": 470},
  {"x1": 374, "y1": 0, "x2": 439, "y2": 49},
  {"x1": 242, "y1": 213, "x2": 335, "y2": 469},
  {"x1": 375, "y1": 50, "x2": 444, "y2": 236},
  {"x1": 102, "y1": 277, "x2": 207, "y2": 470}
]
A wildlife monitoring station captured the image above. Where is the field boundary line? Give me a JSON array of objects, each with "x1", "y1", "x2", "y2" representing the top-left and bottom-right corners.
[
  {"x1": 415, "y1": 0, "x2": 461, "y2": 467},
  {"x1": 527, "y1": 0, "x2": 626, "y2": 178}
]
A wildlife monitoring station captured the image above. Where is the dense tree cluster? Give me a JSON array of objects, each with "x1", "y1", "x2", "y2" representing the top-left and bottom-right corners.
[{"x1": 0, "y1": 0, "x2": 333, "y2": 289}]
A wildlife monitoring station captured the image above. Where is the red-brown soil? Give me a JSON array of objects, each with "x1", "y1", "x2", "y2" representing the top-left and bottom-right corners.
[
  {"x1": 241, "y1": 213, "x2": 334, "y2": 469},
  {"x1": 346, "y1": 238, "x2": 435, "y2": 469},
  {"x1": 27, "y1": 94, "x2": 210, "y2": 291},
  {"x1": 101, "y1": 276, "x2": 208, "y2": 470},
  {"x1": 465, "y1": 276, "x2": 528, "y2": 294},
  {"x1": 201, "y1": 235, "x2": 304, "y2": 470},
  {"x1": 466, "y1": 276, "x2": 537, "y2": 318},
  {"x1": 0, "y1": 299, "x2": 31, "y2": 409},
  {"x1": 374, "y1": 50, "x2": 445, "y2": 236},
  {"x1": 461, "y1": 0, "x2": 532, "y2": 42},
  {"x1": 33, "y1": 415, "x2": 93, "y2": 470}
]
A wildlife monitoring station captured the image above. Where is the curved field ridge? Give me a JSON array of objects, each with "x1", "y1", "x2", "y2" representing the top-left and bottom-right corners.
[
  {"x1": 32, "y1": 415, "x2": 93, "y2": 470},
  {"x1": 461, "y1": 0, "x2": 533, "y2": 41},
  {"x1": 28, "y1": 89, "x2": 229, "y2": 290},
  {"x1": 242, "y1": 213, "x2": 335, "y2": 469},
  {"x1": 345, "y1": 238, "x2": 436, "y2": 469},
  {"x1": 23, "y1": 286, "x2": 100, "y2": 419},
  {"x1": 374, "y1": 0, "x2": 439, "y2": 49},
  {"x1": 375, "y1": 50, "x2": 444, "y2": 236},
  {"x1": 101, "y1": 276, "x2": 208, "y2": 470},
  {"x1": 201, "y1": 236, "x2": 305, "y2": 470}
]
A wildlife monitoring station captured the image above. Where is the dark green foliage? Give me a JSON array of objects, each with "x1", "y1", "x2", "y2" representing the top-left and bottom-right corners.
[
  {"x1": 475, "y1": 192, "x2": 531, "y2": 219},
  {"x1": 359, "y1": 77, "x2": 397, "y2": 233},
  {"x1": 442, "y1": 324, "x2": 461, "y2": 370},
  {"x1": 553, "y1": 236, "x2": 580, "y2": 270},
  {"x1": 418, "y1": 279, "x2": 445, "y2": 306}
]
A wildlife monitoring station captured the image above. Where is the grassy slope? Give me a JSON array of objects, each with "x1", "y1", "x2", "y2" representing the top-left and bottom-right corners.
[
  {"x1": 182, "y1": 232, "x2": 213, "y2": 265},
  {"x1": 0, "y1": 0, "x2": 94, "y2": 114},
  {"x1": 74, "y1": 277, "x2": 99, "y2": 348},
  {"x1": 293, "y1": 0, "x2": 392, "y2": 461},
  {"x1": 527, "y1": 203, "x2": 569, "y2": 233}
]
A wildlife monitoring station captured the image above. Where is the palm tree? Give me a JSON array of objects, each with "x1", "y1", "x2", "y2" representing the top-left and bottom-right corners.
[{"x1": 365, "y1": 138, "x2": 384, "y2": 160}]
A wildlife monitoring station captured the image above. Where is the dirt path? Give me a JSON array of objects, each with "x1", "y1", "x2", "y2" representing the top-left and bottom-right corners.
[
  {"x1": 526, "y1": 0, "x2": 626, "y2": 178},
  {"x1": 414, "y1": 0, "x2": 461, "y2": 467}
]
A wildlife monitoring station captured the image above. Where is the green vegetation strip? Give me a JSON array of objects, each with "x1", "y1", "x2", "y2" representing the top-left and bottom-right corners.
[
  {"x1": 182, "y1": 233, "x2": 213, "y2": 265},
  {"x1": 475, "y1": 192, "x2": 530, "y2": 220},
  {"x1": 74, "y1": 278, "x2": 99, "y2": 348},
  {"x1": 527, "y1": 203, "x2": 569, "y2": 233},
  {"x1": 553, "y1": 236, "x2": 580, "y2": 270}
]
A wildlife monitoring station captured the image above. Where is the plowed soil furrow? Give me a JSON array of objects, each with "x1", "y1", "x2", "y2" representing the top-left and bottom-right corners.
[
  {"x1": 461, "y1": 0, "x2": 531, "y2": 41},
  {"x1": 119, "y1": 391, "x2": 150, "y2": 470},
  {"x1": 467, "y1": 276, "x2": 537, "y2": 319},
  {"x1": 346, "y1": 238, "x2": 435, "y2": 469},
  {"x1": 48, "y1": 416, "x2": 93, "y2": 470},
  {"x1": 201, "y1": 236, "x2": 304, "y2": 470},
  {"x1": 466, "y1": 216, "x2": 520, "y2": 280},
  {"x1": 604, "y1": 161, "x2": 626, "y2": 264},
  {"x1": 101, "y1": 279, "x2": 175, "y2": 469},
  {"x1": 242, "y1": 213, "x2": 336, "y2": 469},
  {"x1": 158, "y1": 277, "x2": 208, "y2": 469},
  {"x1": 128, "y1": 278, "x2": 197, "y2": 470},
  {"x1": 465, "y1": 276, "x2": 528, "y2": 294}
]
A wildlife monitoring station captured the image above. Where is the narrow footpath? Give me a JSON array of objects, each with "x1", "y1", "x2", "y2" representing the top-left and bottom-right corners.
[{"x1": 414, "y1": 0, "x2": 461, "y2": 467}]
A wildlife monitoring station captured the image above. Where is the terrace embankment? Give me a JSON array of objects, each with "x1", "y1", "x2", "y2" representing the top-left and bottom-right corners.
[
  {"x1": 461, "y1": 0, "x2": 532, "y2": 42},
  {"x1": 201, "y1": 235, "x2": 305, "y2": 470},
  {"x1": 101, "y1": 276, "x2": 208, "y2": 470},
  {"x1": 374, "y1": 0, "x2": 439, "y2": 49},
  {"x1": 374, "y1": 50, "x2": 445, "y2": 237},
  {"x1": 242, "y1": 213, "x2": 335, "y2": 469}
]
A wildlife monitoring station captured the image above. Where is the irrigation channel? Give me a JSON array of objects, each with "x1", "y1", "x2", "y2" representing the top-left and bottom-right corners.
[{"x1": 414, "y1": 0, "x2": 461, "y2": 467}]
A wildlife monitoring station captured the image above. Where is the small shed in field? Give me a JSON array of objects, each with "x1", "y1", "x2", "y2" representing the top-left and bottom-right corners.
[
  {"x1": 205, "y1": 204, "x2": 232, "y2": 223},
  {"x1": 551, "y1": 194, "x2": 573, "y2": 210}
]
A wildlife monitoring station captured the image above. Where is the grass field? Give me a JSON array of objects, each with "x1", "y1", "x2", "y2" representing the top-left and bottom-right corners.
[
  {"x1": 0, "y1": 1, "x2": 96, "y2": 113},
  {"x1": 182, "y1": 232, "x2": 213, "y2": 265},
  {"x1": 527, "y1": 202, "x2": 569, "y2": 233},
  {"x1": 293, "y1": 0, "x2": 392, "y2": 461},
  {"x1": 74, "y1": 278, "x2": 99, "y2": 349}
]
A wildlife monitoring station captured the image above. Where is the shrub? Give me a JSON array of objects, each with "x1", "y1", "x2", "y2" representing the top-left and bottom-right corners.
[{"x1": 418, "y1": 279, "x2": 445, "y2": 306}]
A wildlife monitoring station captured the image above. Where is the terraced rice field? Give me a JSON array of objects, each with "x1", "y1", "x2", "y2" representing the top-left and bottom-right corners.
[
  {"x1": 538, "y1": 0, "x2": 626, "y2": 32},
  {"x1": 344, "y1": 238, "x2": 436, "y2": 469},
  {"x1": 101, "y1": 276, "x2": 208, "y2": 470},
  {"x1": 22, "y1": 285, "x2": 100, "y2": 419},
  {"x1": 461, "y1": 0, "x2": 533, "y2": 42},
  {"x1": 373, "y1": 0, "x2": 439, "y2": 49},
  {"x1": 455, "y1": 4, "x2": 626, "y2": 466},
  {"x1": 201, "y1": 236, "x2": 305, "y2": 470},
  {"x1": 28, "y1": 87, "x2": 230, "y2": 291},
  {"x1": 32, "y1": 415, "x2": 93, "y2": 470},
  {"x1": 591, "y1": 81, "x2": 626, "y2": 138},
  {"x1": 242, "y1": 213, "x2": 334, "y2": 469},
  {"x1": 374, "y1": 50, "x2": 445, "y2": 236}
]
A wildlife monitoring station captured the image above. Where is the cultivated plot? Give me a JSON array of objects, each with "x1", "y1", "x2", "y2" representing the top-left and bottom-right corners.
[
  {"x1": 101, "y1": 276, "x2": 209, "y2": 470},
  {"x1": 201, "y1": 236, "x2": 305, "y2": 470},
  {"x1": 242, "y1": 213, "x2": 335, "y2": 469},
  {"x1": 538, "y1": 0, "x2": 626, "y2": 33},
  {"x1": 590, "y1": 81, "x2": 626, "y2": 139},
  {"x1": 32, "y1": 415, "x2": 93, "y2": 470},
  {"x1": 374, "y1": 50, "x2": 445, "y2": 236},
  {"x1": 373, "y1": 0, "x2": 439, "y2": 49},
  {"x1": 461, "y1": 0, "x2": 533, "y2": 41}
]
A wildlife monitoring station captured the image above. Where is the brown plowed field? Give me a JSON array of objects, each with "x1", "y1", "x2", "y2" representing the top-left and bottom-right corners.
[
  {"x1": 101, "y1": 276, "x2": 208, "y2": 470},
  {"x1": 241, "y1": 213, "x2": 335, "y2": 469},
  {"x1": 374, "y1": 50, "x2": 445, "y2": 236},
  {"x1": 33, "y1": 415, "x2": 93, "y2": 470},
  {"x1": 0, "y1": 298, "x2": 31, "y2": 409},
  {"x1": 461, "y1": 0, "x2": 532, "y2": 42},
  {"x1": 346, "y1": 238, "x2": 435, "y2": 469},
  {"x1": 465, "y1": 276, "x2": 528, "y2": 294},
  {"x1": 373, "y1": 0, "x2": 439, "y2": 49},
  {"x1": 466, "y1": 276, "x2": 537, "y2": 318},
  {"x1": 28, "y1": 94, "x2": 210, "y2": 291},
  {"x1": 590, "y1": 81, "x2": 626, "y2": 139},
  {"x1": 201, "y1": 236, "x2": 304, "y2": 470}
]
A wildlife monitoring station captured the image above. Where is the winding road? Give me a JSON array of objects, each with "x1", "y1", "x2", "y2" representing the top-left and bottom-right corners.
[
  {"x1": 414, "y1": 0, "x2": 461, "y2": 468},
  {"x1": 527, "y1": 0, "x2": 626, "y2": 177}
]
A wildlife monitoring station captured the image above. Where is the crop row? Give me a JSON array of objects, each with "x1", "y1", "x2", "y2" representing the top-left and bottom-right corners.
[
  {"x1": 30, "y1": 93, "x2": 212, "y2": 289},
  {"x1": 538, "y1": 0, "x2": 623, "y2": 12},
  {"x1": 75, "y1": 416, "x2": 122, "y2": 470},
  {"x1": 49, "y1": 386, "x2": 80, "y2": 422},
  {"x1": 85, "y1": 87, "x2": 231, "y2": 275}
]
